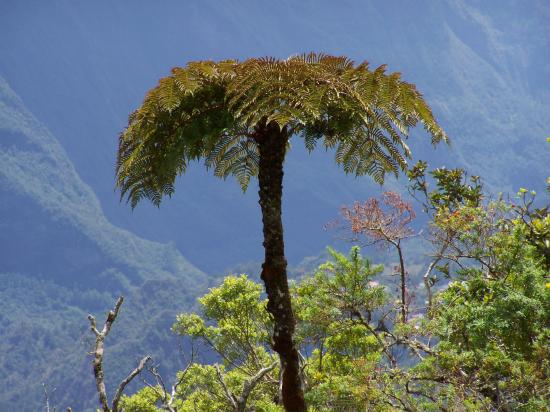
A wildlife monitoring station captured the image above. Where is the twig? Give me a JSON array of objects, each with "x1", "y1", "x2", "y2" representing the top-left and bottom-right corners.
[
  {"x1": 112, "y1": 356, "x2": 151, "y2": 412},
  {"x1": 215, "y1": 365, "x2": 237, "y2": 410},
  {"x1": 143, "y1": 347, "x2": 196, "y2": 412},
  {"x1": 42, "y1": 383, "x2": 56, "y2": 412},
  {"x1": 87, "y1": 297, "x2": 124, "y2": 412}
]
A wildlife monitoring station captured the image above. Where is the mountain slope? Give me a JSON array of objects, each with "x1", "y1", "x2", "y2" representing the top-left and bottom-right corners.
[
  {"x1": 1, "y1": 0, "x2": 547, "y2": 273},
  {"x1": 0, "y1": 77, "x2": 209, "y2": 411},
  {"x1": 0, "y1": 1, "x2": 549, "y2": 408}
]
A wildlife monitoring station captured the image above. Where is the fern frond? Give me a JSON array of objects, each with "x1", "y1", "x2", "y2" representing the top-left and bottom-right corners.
[{"x1": 117, "y1": 53, "x2": 447, "y2": 207}]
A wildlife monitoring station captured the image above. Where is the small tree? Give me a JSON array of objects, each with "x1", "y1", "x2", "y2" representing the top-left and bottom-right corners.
[
  {"x1": 122, "y1": 276, "x2": 280, "y2": 412},
  {"x1": 335, "y1": 191, "x2": 416, "y2": 322},
  {"x1": 407, "y1": 161, "x2": 483, "y2": 313},
  {"x1": 409, "y1": 196, "x2": 550, "y2": 410}
]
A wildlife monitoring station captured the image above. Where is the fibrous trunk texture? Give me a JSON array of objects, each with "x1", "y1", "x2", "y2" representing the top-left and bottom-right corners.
[{"x1": 256, "y1": 123, "x2": 306, "y2": 412}]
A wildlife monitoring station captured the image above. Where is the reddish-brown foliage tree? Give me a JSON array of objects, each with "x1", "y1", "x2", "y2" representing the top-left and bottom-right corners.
[{"x1": 335, "y1": 191, "x2": 416, "y2": 323}]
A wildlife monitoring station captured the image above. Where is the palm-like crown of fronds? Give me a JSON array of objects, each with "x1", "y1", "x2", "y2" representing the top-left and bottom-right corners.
[{"x1": 117, "y1": 53, "x2": 447, "y2": 207}]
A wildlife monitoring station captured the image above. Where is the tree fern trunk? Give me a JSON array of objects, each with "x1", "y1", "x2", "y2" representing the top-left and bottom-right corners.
[{"x1": 256, "y1": 122, "x2": 306, "y2": 412}]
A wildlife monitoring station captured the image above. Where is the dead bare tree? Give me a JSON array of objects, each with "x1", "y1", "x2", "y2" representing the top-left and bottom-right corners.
[{"x1": 87, "y1": 296, "x2": 151, "y2": 412}]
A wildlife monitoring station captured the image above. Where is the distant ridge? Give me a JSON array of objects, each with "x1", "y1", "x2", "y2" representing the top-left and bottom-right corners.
[
  {"x1": 0, "y1": 76, "x2": 209, "y2": 411},
  {"x1": 1, "y1": 0, "x2": 547, "y2": 272}
]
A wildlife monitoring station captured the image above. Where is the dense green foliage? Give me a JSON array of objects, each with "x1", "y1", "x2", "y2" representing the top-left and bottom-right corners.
[{"x1": 119, "y1": 166, "x2": 549, "y2": 411}]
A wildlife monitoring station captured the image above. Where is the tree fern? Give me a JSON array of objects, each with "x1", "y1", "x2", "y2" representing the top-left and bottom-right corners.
[{"x1": 116, "y1": 53, "x2": 447, "y2": 412}]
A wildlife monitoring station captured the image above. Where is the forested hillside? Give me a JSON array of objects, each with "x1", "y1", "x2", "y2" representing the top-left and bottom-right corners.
[{"x1": 0, "y1": 77, "x2": 209, "y2": 410}]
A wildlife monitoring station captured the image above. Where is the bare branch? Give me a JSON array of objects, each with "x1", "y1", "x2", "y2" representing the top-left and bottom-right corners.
[
  {"x1": 297, "y1": 350, "x2": 308, "y2": 390},
  {"x1": 42, "y1": 383, "x2": 56, "y2": 412},
  {"x1": 102, "y1": 296, "x2": 124, "y2": 336},
  {"x1": 167, "y1": 349, "x2": 196, "y2": 411},
  {"x1": 112, "y1": 356, "x2": 151, "y2": 412},
  {"x1": 87, "y1": 315, "x2": 100, "y2": 337},
  {"x1": 237, "y1": 362, "x2": 277, "y2": 411},
  {"x1": 277, "y1": 359, "x2": 284, "y2": 406},
  {"x1": 422, "y1": 259, "x2": 439, "y2": 316},
  {"x1": 215, "y1": 365, "x2": 237, "y2": 410},
  {"x1": 148, "y1": 364, "x2": 169, "y2": 403},
  {"x1": 141, "y1": 347, "x2": 196, "y2": 412},
  {"x1": 141, "y1": 372, "x2": 166, "y2": 405}
]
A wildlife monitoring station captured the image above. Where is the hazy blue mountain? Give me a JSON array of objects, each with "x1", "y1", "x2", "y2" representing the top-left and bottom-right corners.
[
  {"x1": 0, "y1": 77, "x2": 209, "y2": 410},
  {"x1": 0, "y1": 1, "x2": 549, "y2": 410},
  {"x1": 1, "y1": 0, "x2": 548, "y2": 274}
]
